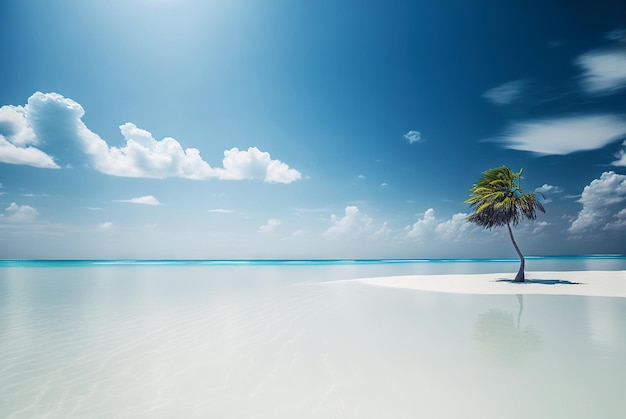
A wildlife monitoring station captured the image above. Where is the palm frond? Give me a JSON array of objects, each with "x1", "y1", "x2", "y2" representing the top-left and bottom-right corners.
[{"x1": 466, "y1": 166, "x2": 544, "y2": 228}]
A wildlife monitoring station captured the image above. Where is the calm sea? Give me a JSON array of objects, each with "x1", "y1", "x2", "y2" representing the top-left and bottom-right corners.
[{"x1": 1, "y1": 257, "x2": 625, "y2": 418}]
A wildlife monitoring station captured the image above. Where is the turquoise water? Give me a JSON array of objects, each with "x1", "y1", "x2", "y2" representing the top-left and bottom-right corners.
[
  {"x1": 1, "y1": 257, "x2": 625, "y2": 418},
  {"x1": 1, "y1": 255, "x2": 625, "y2": 269}
]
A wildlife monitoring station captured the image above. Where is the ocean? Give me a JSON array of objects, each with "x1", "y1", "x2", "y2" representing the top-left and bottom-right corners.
[{"x1": 1, "y1": 257, "x2": 625, "y2": 418}]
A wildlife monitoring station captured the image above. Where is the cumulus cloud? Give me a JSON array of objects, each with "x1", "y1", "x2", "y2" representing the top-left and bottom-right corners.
[
  {"x1": 259, "y1": 218, "x2": 281, "y2": 233},
  {"x1": 0, "y1": 92, "x2": 302, "y2": 183},
  {"x1": 374, "y1": 221, "x2": 393, "y2": 237},
  {"x1": 403, "y1": 130, "x2": 424, "y2": 144},
  {"x1": 2, "y1": 202, "x2": 38, "y2": 222},
  {"x1": 605, "y1": 208, "x2": 626, "y2": 230},
  {"x1": 0, "y1": 103, "x2": 59, "y2": 168},
  {"x1": 405, "y1": 208, "x2": 437, "y2": 239},
  {"x1": 495, "y1": 115, "x2": 626, "y2": 155},
  {"x1": 406, "y1": 208, "x2": 485, "y2": 242},
  {"x1": 114, "y1": 195, "x2": 162, "y2": 205},
  {"x1": 434, "y1": 212, "x2": 477, "y2": 241},
  {"x1": 569, "y1": 171, "x2": 626, "y2": 235},
  {"x1": 482, "y1": 80, "x2": 526, "y2": 105},
  {"x1": 576, "y1": 49, "x2": 626, "y2": 94},
  {"x1": 216, "y1": 147, "x2": 301, "y2": 183},
  {"x1": 324, "y1": 206, "x2": 373, "y2": 236}
]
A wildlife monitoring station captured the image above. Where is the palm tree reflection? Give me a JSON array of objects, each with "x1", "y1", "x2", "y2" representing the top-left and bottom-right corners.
[{"x1": 474, "y1": 295, "x2": 541, "y2": 365}]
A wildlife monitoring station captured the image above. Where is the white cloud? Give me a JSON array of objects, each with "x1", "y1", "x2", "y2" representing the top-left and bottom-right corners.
[
  {"x1": 0, "y1": 105, "x2": 58, "y2": 168},
  {"x1": 259, "y1": 218, "x2": 281, "y2": 233},
  {"x1": 569, "y1": 171, "x2": 626, "y2": 235},
  {"x1": 3, "y1": 202, "x2": 38, "y2": 222},
  {"x1": 374, "y1": 221, "x2": 393, "y2": 237},
  {"x1": 434, "y1": 212, "x2": 476, "y2": 241},
  {"x1": 208, "y1": 208, "x2": 234, "y2": 213},
  {"x1": 99, "y1": 222, "x2": 113, "y2": 230},
  {"x1": 605, "y1": 207, "x2": 626, "y2": 230},
  {"x1": 291, "y1": 229, "x2": 305, "y2": 237},
  {"x1": 605, "y1": 28, "x2": 626, "y2": 41},
  {"x1": 482, "y1": 80, "x2": 526, "y2": 105},
  {"x1": 324, "y1": 206, "x2": 373, "y2": 236},
  {"x1": 0, "y1": 92, "x2": 302, "y2": 183},
  {"x1": 403, "y1": 130, "x2": 424, "y2": 144},
  {"x1": 406, "y1": 208, "x2": 484, "y2": 242},
  {"x1": 576, "y1": 48, "x2": 626, "y2": 94},
  {"x1": 114, "y1": 195, "x2": 162, "y2": 205},
  {"x1": 0, "y1": 102, "x2": 59, "y2": 167},
  {"x1": 613, "y1": 141, "x2": 626, "y2": 166},
  {"x1": 535, "y1": 184, "x2": 563, "y2": 203},
  {"x1": 531, "y1": 221, "x2": 550, "y2": 235},
  {"x1": 535, "y1": 184, "x2": 563, "y2": 195},
  {"x1": 96, "y1": 122, "x2": 218, "y2": 179},
  {"x1": 380, "y1": 182, "x2": 388, "y2": 187},
  {"x1": 405, "y1": 208, "x2": 437, "y2": 239},
  {"x1": 217, "y1": 147, "x2": 302, "y2": 183},
  {"x1": 496, "y1": 115, "x2": 626, "y2": 155}
]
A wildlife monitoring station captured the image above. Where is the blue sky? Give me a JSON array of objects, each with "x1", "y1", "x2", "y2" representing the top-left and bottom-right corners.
[{"x1": 1, "y1": 0, "x2": 625, "y2": 259}]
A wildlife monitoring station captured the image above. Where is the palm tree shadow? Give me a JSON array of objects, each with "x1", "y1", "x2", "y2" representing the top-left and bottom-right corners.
[
  {"x1": 495, "y1": 278, "x2": 583, "y2": 285},
  {"x1": 473, "y1": 295, "x2": 541, "y2": 365}
]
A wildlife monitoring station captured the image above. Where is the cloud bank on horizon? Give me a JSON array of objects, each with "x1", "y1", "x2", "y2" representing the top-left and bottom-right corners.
[{"x1": 0, "y1": 92, "x2": 302, "y2": 184}]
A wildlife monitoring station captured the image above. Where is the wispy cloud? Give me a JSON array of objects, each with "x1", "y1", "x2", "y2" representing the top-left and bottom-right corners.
[
  {"x1": 0, "y1": 92, "x2": 302, "y2": 183},
  {"x1": 208, "y1": 208, "x2": 234, "y2": 213},
  {"x1": 605, "y1": 28, "x2": 626, "y2": 41},
  {"x1": 535, "y1": 184, "x2": 563, "y2": 202},
  {"x1": 576, "y1": 48, "x2": 626, "y2": 95},
  {"x1": 403, "y1": 130, "x2": 424, "y2": 144},
  {"x1": 494, "y1": 115, "x2": 626, "y2": 155},
  {"x1": 613, "y1": 141, "x2": 626, "y2": 166},
  {"x1": 114, "y1": 195, "x2": 162, "y2": 205},
  {"x1": 535, "y1": 184, "x2": 563, "y2": 195},
  {"x1": 569, "y1": 171, "x2": 626, "y2": 235},
  {"x1": 99, "y1": 222, "x2": 113, "y2": 230},
  {"x1": 259, "y1": 218, "x2": 281, "y2": 233},
  {"x1": 482, "y1": 80, "x2": 526, "y2": 105},
  {"x1": 21, "y1": 193, "x2": 50, "y2": 197}
]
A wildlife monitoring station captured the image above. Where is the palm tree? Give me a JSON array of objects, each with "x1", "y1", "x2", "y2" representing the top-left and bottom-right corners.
[{"x1": 466, "y1": 166, "x2": 545, "y2": 282}]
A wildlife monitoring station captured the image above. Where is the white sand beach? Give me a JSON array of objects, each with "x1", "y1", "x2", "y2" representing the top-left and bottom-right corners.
[{"x1": 356, "y1": 270, "x2": 626, "y2": 298}]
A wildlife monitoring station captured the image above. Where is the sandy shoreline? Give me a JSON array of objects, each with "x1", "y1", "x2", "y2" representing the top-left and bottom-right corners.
[{"x1": 355, "y1": 270, "x2": 626, "y2": 298}]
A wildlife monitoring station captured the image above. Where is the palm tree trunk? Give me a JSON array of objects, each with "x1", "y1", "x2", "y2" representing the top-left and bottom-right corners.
[{"x1": 506, "y1": 222, "x2": 525, "y2": 282}]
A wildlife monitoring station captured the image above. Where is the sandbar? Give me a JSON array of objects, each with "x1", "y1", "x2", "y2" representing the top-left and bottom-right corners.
[{"x1": 355, "y1": 270, "x2": 626, "y2": 298}]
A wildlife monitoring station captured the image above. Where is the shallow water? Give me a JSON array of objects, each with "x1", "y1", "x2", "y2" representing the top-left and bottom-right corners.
[{"x1": 1, "y1": 258, "x2": 625, "y2": 418}]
